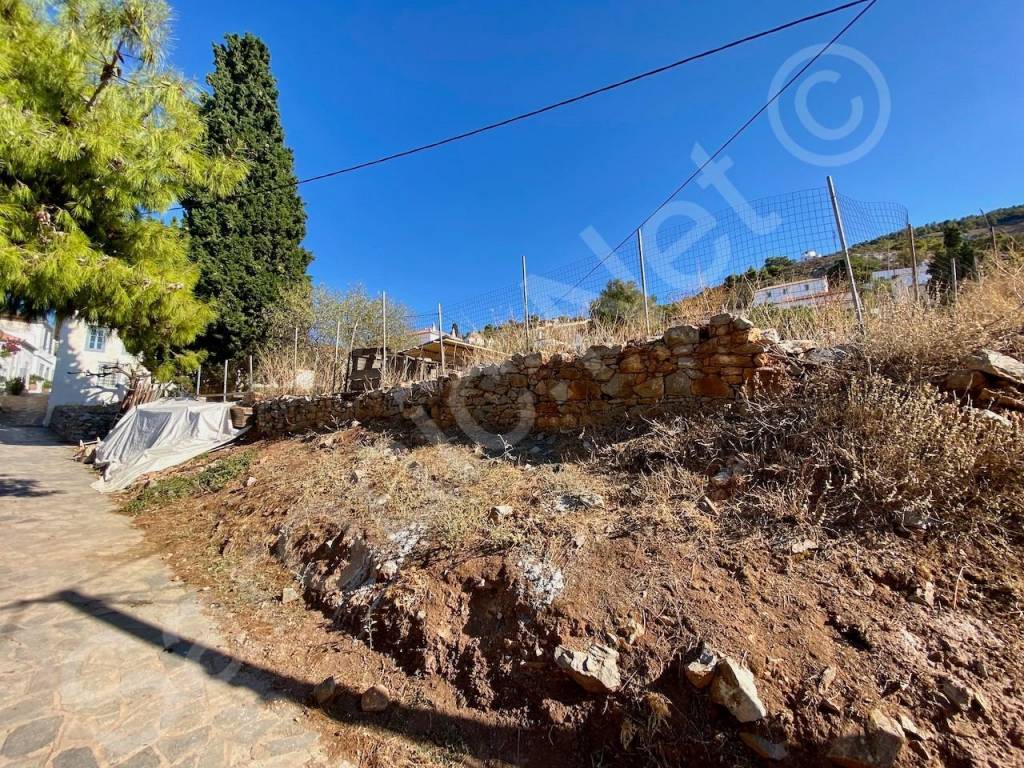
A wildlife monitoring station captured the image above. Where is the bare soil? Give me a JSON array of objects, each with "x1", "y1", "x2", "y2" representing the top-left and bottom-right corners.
[{"x1": 125, "y1": 413, "x2": 1024, "y2": 768}]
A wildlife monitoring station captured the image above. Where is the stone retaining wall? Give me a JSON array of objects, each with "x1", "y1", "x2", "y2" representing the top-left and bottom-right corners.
[
  {"x1": 49, "y1": 403, "x2": 121, "y2": 443},
  {"x1": 255, "y1": 314, "x2": 784, "y2": 440}
]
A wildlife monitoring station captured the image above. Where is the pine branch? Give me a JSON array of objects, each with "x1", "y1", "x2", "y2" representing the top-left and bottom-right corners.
[{"x1": 84, "y1": 43, "x2": 123, "y2": 112}]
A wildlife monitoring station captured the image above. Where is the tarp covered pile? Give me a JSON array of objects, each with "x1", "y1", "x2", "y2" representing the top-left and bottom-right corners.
[{"x1": 92, "y1": 399, "x2": 247, "y2": 492}]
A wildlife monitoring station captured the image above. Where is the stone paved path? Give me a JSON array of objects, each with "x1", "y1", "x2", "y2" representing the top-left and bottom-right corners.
[{"x1": 0, "y1": 424, "x2": 330, "y2": 767}]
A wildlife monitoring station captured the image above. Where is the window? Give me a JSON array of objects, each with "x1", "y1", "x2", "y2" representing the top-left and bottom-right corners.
[
  {"x1": 86, "y1": 325, "x2": 108, "y2": 352},
  {"x1": 97, "y1": 364, "x2": 120, "y2": 388}
]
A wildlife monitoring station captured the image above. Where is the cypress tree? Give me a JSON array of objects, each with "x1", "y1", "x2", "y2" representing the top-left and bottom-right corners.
[
  {"x1": 928, "y1": 223, "x2": 978, "y2": 293},
  {"x1": 183, "y1": 33, "x2": 312, "y2": 362}
]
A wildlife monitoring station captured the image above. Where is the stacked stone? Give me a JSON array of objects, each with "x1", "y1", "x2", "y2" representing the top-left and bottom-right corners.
[
  {"x1": 253, "y1": 313, "x2": 783, "y2": 438},
  {"x1": 49, "y1": 404, "x2": 122, "y2": 443}
]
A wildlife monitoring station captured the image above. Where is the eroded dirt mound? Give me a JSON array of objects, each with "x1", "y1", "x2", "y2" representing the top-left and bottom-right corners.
[{"x1": 127, "y1": 383, "x2": 1024, "y2": 768}]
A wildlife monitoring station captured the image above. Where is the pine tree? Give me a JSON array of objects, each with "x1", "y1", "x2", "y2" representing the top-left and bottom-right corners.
[
  {"x1": 182, "y1": 33, "x2": 312, "y2": 362},
  {"x1": 0, "y1": 0, "x2": 246, "y2": 378}
]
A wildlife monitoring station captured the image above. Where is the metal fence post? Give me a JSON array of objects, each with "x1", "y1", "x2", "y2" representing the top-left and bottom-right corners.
[
  {"x1": 981, "y1": 208, "x2": 998, "y2": 257},
  {"x1": 222, "y1": 360, "x2": 228, "y2": 400},
  {"x1": 248, "y1": 355, "x2": 253, "y2": 391},
  {"x1": 381, "y1": 291, "x2": 387, "y2": 390},
  {"x1": 437, "y1": 303, "x2": 446, "y2": 376},
  {"x1": 521, "y1": 255, "x2": 530, "y2": 353},
  {"x1": 906, "y1": 221, "x2": 920, "y2": 303},
  {"x1": 637, "y1": 228, "x2": 651, "y2": 337},
  {"x1": 826, "y1": 176, "x2": 865, "y2": 331},
  {"x1": 332, "y1": 316, "x2": 342, "y2": 392},
  {"x1": 951, "y1": 256, "x2": 958, "y2": 302},
  {"x1": 195, "y1": 364, "x2": 201, "y2": 399}
]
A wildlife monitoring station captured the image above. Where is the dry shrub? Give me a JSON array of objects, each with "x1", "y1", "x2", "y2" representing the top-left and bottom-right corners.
[
  {"x1": 859, "y1": 255, "x2": 1024, "y2": 379},
  {"x1": 604, "y1": 370, "x2": 1024, "y2": 536},
  {"x1": 814, "y1": 374, "x2": 1024, "y2": 528}
]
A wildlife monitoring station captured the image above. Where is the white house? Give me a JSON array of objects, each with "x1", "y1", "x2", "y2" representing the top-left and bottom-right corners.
[
  {"x1": 870, "y1": 264, "x2": 930, "y2": 296},
  {"x1": 0, "y1": 316, "x2": 57, "y2": 391},
  {"x1": 751, "y1": 276, "x2": 833, "y2": 309},
  {"x1": 44, "y1": 318, "x2": 141, "y2": 425}
]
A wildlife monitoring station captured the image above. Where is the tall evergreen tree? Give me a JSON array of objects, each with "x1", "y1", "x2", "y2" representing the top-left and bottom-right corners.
[
  {"x1": 0, "y1": 0, "x2": 246, "y2": 377},
  {"x1": 182, "y1": 33, "x2": 312, "y2": 362}
]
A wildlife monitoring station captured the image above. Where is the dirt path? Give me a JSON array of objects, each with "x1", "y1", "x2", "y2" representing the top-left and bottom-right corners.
[{"x1": 0, "y1": 425, "x2": 330, "y2": 767}]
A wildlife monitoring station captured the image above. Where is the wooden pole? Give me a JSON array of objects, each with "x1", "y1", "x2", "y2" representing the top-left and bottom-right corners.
[
  {"x1": 906, "y1": 222, "x2": 920, "y2": 303},
  {"x1": 292, "y1": 326, "x2": 299, "y2": 391},
  {"x1": 826, "y1": 176, "x2": 865, "y2": 331},
  {"x1": 437, "y1": 303, "x2": 446, "y2": 377},
  {"x1": 521, "y1": 255, "x2": 530, "y2": 353},
  {"x1": 637, "y1": 228, "x2": 651, "y2": 337}
]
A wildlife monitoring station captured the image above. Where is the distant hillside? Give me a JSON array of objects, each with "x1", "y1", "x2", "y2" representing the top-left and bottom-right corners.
[{"x1": 723, "y1": 203, "x2": 1023, "y2": 291}]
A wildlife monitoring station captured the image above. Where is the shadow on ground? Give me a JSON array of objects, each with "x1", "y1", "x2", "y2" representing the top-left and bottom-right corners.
[
  {"x1": 4, "y1": 589, "x2": 531, "y2": 766},
  {"x1": 0, "y1": 474, "x2": 60, "y2": 497}
]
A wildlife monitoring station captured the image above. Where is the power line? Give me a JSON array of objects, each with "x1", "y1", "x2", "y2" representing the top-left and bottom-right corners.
[
  {"x1": 553, "y1": 0, "x2": 879, "y2": 306},
  {"x1": 172, "y1": 0, "x2": 870, "y2": 212}
]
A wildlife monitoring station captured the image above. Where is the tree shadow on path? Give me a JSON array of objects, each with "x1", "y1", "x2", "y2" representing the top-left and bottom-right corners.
[{"x1": 5, "y1": 589, "x2": 534, "y2": 766}]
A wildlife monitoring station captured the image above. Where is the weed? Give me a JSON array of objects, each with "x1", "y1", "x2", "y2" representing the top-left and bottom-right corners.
[{"x1": 123, "y1": 450, "x2": 255, "y2": 514}]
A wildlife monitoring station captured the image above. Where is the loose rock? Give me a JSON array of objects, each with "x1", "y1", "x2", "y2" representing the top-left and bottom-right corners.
[
  {"x1": 710, "y1": 657, "x2": 767, "y2": 722},
  {"x1": 281, "y1": 587, "x2": 300, "y2": 604},
  {"x1": 312, "y1": 676, "x2": 337, "y2": 706},
  {"x1": 683, "y1": 647, "x2": 719, "y2": 690},
  {"x1": 360, "y1": 684, "x2": 390, "y2": 713},
  {"x1": 966, "y1": 348, "x2": 1024, "y2": 386},
  {"x1": 827, "y1": 709, "x2": 905, "y2": 768},
  {"x1": 554, "y1": 644, "x2": 622, "y2": 694},
  {"x1": 740, "y1": 732, "x2": 788, "y2": 761}
]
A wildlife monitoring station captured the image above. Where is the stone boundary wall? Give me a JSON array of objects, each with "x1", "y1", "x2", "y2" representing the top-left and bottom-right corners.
[
  {"x1": 254, "y1": 313, "x2": 783, "y2": 440},
  {"x1": 49, "y1": 403, "x2": 121, "y2": 443}
]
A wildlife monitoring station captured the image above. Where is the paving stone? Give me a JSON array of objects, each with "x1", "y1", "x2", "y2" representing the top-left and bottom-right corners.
[
  {"x1": 53, "y1": 746, "x2": 101, "y2": 768},
  {"x1": 0, "y1": 426, "x2": 327, "y2": 767},
  {"x1": 114, "y1": 746, "x2": 162, "y2": 768},
  {"x1": 0, "y1": 715, "x2": 62, "y2": 757}
]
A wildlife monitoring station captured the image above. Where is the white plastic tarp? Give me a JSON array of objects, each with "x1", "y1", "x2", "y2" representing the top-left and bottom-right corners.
[{"x1": 91, "y1": 399, "x2": 247, "y2": 492}]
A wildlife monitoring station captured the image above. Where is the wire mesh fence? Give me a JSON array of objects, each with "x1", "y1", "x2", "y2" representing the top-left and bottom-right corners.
[
  {"x1": 235, "y1": 181, "x2": 919, "y2": 396},
  {"x1": 399, "y1": 183, "x2": 913, "y2": 339}
]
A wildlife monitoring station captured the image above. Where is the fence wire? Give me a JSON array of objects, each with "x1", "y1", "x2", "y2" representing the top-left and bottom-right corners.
[{"x1": 401, "y1": 185, "x2": 911, "y2": 335}]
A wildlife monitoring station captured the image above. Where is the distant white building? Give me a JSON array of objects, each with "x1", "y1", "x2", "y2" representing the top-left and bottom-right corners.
[
  {"x1": 44, "y1": 318, "x2": 142, "y2": 425},
  {"x1": 751, "y1": 276, "x2": 833, "y2": 309},
  {"x1": 0, "y1": 316, "x2": 56, "y2": 391},
  {"x1": 870, "y1": 264, "x2": 929, "y2": 296}
]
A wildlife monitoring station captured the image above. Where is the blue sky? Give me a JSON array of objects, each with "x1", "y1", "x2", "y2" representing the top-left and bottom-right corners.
[{"x1": 167, "y1": 0, "x2": 1023, "y2": 324}]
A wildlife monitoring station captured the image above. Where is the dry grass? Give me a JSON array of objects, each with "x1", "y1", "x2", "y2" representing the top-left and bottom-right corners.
[
  {"x1": 270, "y1": 429, "x2": 623, "y2": 565},
  {"x1": 604, "y1": 367, "x2": 1024, "y2": 537}
]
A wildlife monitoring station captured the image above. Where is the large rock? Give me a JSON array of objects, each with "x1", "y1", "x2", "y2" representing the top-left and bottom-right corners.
[
  {"x1": 555, "y1": 644, "x2": 622, "y2": 694},
  {"x1": 828, "y1": 709, "x2": 906, "y2": 768},
  {"x1": 966, "y1": 348, "x2": 1024, "y2": 386},
  {"x1": 710, "y1": 657, "x2": 767, "y2": 722}
]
